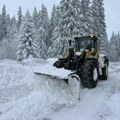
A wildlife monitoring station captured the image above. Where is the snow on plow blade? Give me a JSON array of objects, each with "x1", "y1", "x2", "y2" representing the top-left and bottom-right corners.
[
  {"x1": 34, "y1": 72, "x2": 68, "y2": 81},
  {"x1": 34, "y1": 72, "x2": 81, "y2": 100}
]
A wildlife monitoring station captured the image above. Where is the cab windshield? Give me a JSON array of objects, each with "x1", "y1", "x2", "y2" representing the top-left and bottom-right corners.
[{"x1": 74, "y1": 37, "x2": 97, "y2": 52}]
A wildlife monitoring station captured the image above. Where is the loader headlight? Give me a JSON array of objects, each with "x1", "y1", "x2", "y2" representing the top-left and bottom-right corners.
[{"x1": 91, "y1": 35, "x2": 93, "y2": 38}]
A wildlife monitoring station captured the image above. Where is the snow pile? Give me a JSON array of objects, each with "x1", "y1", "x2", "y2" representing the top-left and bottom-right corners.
[
  {"x1": 34, "y1": 58, "x2": 72, "y2": 79},
  {"x1": 0, "y1": 58, "x2": 74, "y2": 120}
]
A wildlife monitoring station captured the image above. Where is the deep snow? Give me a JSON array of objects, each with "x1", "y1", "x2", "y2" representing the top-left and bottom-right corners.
[{"x1": 0, "y1": 59, "x2": 120, "y2": 120}]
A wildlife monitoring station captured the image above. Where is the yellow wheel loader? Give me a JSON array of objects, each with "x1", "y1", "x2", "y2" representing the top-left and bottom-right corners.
[
  {"x1": 35, "y1": 35, "x2": 109, "y2": 100},
  {"x1": 53, "y1": 35, "x2": 109, "y2": 88}
]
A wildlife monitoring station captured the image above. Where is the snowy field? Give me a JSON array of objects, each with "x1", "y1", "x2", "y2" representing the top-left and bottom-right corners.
[{"x1": 0, "y1": 58, "x2": 120, "y2": 120}]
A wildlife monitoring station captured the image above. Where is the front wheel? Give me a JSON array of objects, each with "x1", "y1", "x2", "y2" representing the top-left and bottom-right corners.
[{"x1": 79, "y1": 60, "x2": 99, "y2": 88}]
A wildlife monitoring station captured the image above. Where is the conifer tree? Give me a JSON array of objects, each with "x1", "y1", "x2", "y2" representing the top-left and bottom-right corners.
[
  {"x1": 80, "y1": 0, "x2": 92, "y2": 34},
  {"x1": 109, "y1": 32, "x2": 117, "y2": 61},
  {"x1": 8, "y1": 16, "x2": 17, "y2": 42},
  {"x1": 109, "y1": 32, "x2": 120, "y2": 61},
  {"x1": 38, "y1": 4, "x2": 50, "y2": 47},
  {"x1": 17, "y1": 6, "x2": 22, "y2": 30},
  {"x1": 17, "y1": 10, "x2": 47, "y2": 60},
  {"x1": 1, "y1": 5, "x2": 7, "y2": 39},
  {"x1": 60, "y1": 0, "x2": 74, "y2": 38},
  {"x1": 0, "y1": 15, "x2": 3, "y2": 41},
  {"x1": 48, "y1": 6, "x2": 64, "y2": 57},
  {"x1": 33, "y1": 7, "x2": 38, "y2": 28},
  {"x1": 59, "y1": 0, "x2": 81, "y2": 51},
  {"x1": 6, "y1": 14, "x2": 10, "y2": 29},
  {"x1": 92, "y1": 0, "x2": 108, "y2": 54},
  {"x1": 72, "y1": 0, "x2": 82, "y2": 35},
  {"x1": 49, "y1": 4, "x2": 57, "y2": 44},
  {"x1": 91, "y1": 0, "x2": 100, "y2": 35}
]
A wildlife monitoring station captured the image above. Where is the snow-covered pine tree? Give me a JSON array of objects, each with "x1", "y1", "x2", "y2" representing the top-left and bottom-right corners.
[
  {"x1": 109, "y1": 32, "x2": 118, "y2": 61},
  {"x1": 91, "y1": 0, "x2": 100, "y2": 36},
  {"x1": 92, "y1": 0, "x2": 108, "y2": 55},
  {"x1": 6, "y1": 14, "x2": 12, "y2": 40},
  {"x1": 117, "y1": 32, "x2": 120, "y2": 59},
  {"x1": 80, "y1": 0, "x2": 92, "y2": 34},
  {"x1": 48, "y1": 0, "x2": 82, "y2": 57},
  {"x1": 6, "y1": 14, "x2": 11, "y2": 31},
  {"x1": 17, "y1": 11, "x2": 33, "y2": 61},
  {"x1": 72, "y1": 0, "x2": 82, "y2": 35},
  {"x1": 0, "y1": 5, "x2": 7, "y2": 39},
  {"x1": 32, "y1": 7, "x2": 39, "y2": 28},
  {"x1": 10, "y1": 16, "x2": 17, "y2": 33},
  {"x1": 36, "y1": 11, "x2": 41, "y2": 30},
  {"x1": 49, "y1": 4, "x2": 57, "y2": 44},
  {"x1": 38, "y1": 4, "x2": 50, "y2": 47},
  {"x1": 116, "y1": 32, "x2": 120, "y2": 60},
  {"x1": 7, "y1": 16, "x2": 17, "y2": 42},
  {"x1": 34, "y1": 37, "x2": 47, "y2": 58},
  {"x1": 33, "y1": 8, "x2": 48, "y2": 58},
  {"x1": 99, "y1": 0, "x2": 108, "y2": 55},
  {"x1": 17, "y1": 6, "x2": 22, "y2": 30},
  {"x1": 60, "y1": 0, "x2": 74, "y2": 38},
  {"x1": 17, "y1": 10, "x2": 47, "y2": 61},
  {"x1": 109, "y1": 32, "x2": 120, "y2": 61},
  {"x1": 48, "y1": 35, "x2": 64, "y2": 58},
  {"x1": 59, "y1": 0, "x2": 82, "y2": 52},
  {"x1": 48, "y1": 6, "x2": 64, "y2": 57},
  {"x1": 0, "y1": 10, "x2": 18, "y2": 60},
  {"x1": 0, "y1": 14, "x2": 3, "y2": 41}
]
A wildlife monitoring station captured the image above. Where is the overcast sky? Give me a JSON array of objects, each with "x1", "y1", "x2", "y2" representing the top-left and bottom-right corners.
[{"x1": 0, "y1": 0, "x2": 119, "y2": 39}]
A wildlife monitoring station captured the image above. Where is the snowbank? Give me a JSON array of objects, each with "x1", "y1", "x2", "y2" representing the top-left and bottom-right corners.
[{"x1": 0, "y1": 58, "x2": 74, "y2": 120}]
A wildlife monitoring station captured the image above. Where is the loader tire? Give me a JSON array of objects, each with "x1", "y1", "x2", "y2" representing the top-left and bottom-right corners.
[
  {"x1": 79, "y1": 60, "x2": 99, "y2": 88},
  {"x1": 99, "y1": 66, "x2": 108, "y2": 80}
]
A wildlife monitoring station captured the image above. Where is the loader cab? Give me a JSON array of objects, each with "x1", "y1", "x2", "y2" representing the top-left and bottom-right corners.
[
  {"x1": 74, "y1": 35, "x2": 98, "y2": 57},
  {"x1": 74, "y1": 35, "x2": 98, "y2": 52}
]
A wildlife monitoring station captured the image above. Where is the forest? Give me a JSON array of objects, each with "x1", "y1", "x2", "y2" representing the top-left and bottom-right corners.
[{"x1": 0, "y1": 0, "x2": 118, "y2": 61}]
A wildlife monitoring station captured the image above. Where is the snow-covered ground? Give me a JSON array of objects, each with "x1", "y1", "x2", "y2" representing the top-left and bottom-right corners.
[{"x1": 0, "y1": 58, "x2": 120, "y2": 120}]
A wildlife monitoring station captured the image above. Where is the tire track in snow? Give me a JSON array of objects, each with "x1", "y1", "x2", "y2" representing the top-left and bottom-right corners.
[{"x1": 98, "y1": 69, "x2": 120, "y2": 120}]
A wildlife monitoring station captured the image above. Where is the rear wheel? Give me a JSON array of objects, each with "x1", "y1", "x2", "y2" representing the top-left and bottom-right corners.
[
  {"x1": 99, "y1": 65, "x2": 108, "y2": 80},
  {"x1": 79, "y1": 60, "x2": 99, "y2": 88}
]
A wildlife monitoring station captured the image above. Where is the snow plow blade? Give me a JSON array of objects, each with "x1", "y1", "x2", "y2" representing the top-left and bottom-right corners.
[
  {"x1": 67, "y1": 73, "x2": 81, "y2": 100},
  {"x1": 34, "y1": 72, "x2": 81, "y2": 100}
]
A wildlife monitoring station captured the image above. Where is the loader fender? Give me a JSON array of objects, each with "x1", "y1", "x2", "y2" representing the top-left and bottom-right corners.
[{"x1": 99, "y1": 54, "x2": 109, "y2": 69}]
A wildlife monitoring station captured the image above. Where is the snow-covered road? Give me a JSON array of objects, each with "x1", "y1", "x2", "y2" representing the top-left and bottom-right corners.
[{"x1": 0, "y1": 59, "x2": 120, "y2": 120}]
